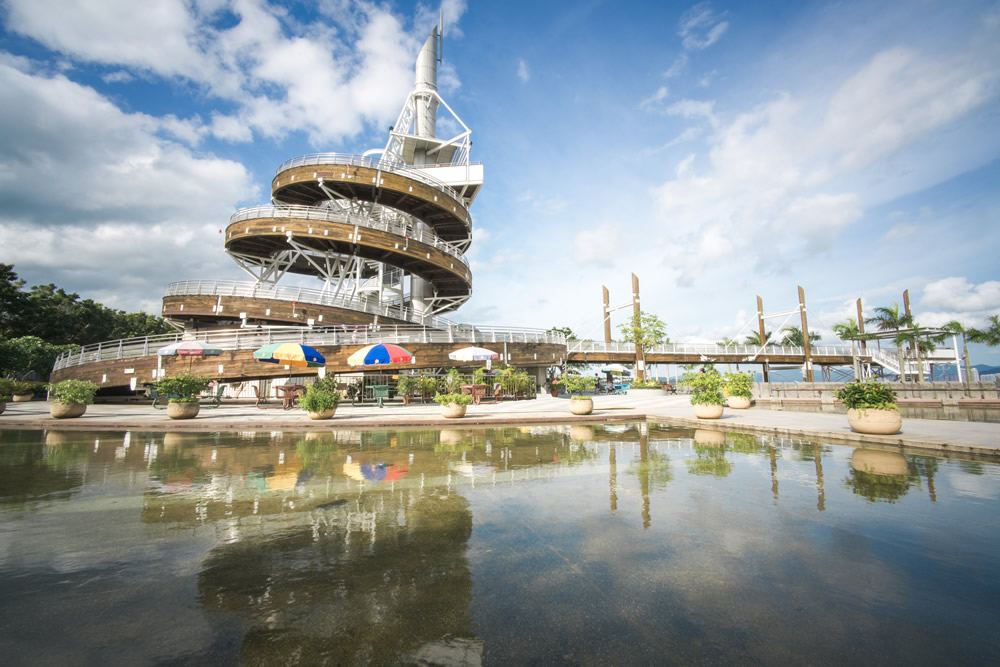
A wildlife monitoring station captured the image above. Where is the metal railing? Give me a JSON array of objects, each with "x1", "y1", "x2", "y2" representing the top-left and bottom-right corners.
[
  {"x1": 229, "y1": 205, "x2": 470, "y2": 267},
  {"x1": 566, "y1": 340, "x2": 862, "y2": 358},
  {"x1": 274, "y1": 152, "x2": 475, "y2": 212},
  {"x1": 164, "y1": 280, "x2": 461, "y2": 329},
  {"x1": 53, "y1": 325, "x2": 565, "y2": 372}
]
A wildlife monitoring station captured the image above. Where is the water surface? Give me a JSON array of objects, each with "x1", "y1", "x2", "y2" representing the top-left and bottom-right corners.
[{"x1": 1, "y1": 425, "x2": 998, "y2": 664}]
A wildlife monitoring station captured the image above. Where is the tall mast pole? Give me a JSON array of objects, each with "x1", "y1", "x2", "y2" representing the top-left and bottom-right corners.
[
  {"x1": 799, "y1": 285, "x2": 814, "y2": 382},
  {"x1": 632, "y1": 273, "x2": 643, "y2": 381}
]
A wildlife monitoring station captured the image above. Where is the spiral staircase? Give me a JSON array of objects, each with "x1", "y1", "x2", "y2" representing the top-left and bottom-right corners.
[{"x1": 162, "y1": 26, "x2": 482, "y2": 331}]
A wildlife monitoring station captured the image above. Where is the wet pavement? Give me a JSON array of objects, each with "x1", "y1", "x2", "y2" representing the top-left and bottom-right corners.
[{"x1": 2, "y1": 393, "x2": 998, "y2": 457}]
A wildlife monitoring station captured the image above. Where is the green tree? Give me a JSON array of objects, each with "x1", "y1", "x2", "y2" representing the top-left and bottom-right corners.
[
  {"x1": 744, "y1": 330, "x2": 773, "y2": 346},
  {"x1": 546, "y1": 326, "x2": 577, "y2": 340},
  {"x1": 617, "y1": 311, "x2": 669, "y2": 378},
  {"x1": 0, "y1": 264, "x2": 28, "y2": 338},
  {"x1": 0, "y1": 336, "x2": 73, "y2": 380},
  {"x1": 779, "y1": 326, "x2": 821, "y2": 346},
  {"x1": 969, "y1": 315, "x2": 1000, "y2": 347},
  {"x1": 866, "y1": 303, "x2": 913, "y2": 381},
  {"x1": 943, "y1": 320, "x2": 976, "y2": 383}
]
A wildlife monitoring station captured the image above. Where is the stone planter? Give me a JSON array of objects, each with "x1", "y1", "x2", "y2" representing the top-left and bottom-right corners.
[
  {"x1": 441, "y1": 403, "x2": 467, "y2": 419},
  {"x1": 693, "y1": 403, "x2": 724, "y2": 419},
  {"x1": 569, "y1": 398, "x2": 593, "y2": 415},
  {"x1": 307, "y1": 407, "x2": 338, "y2": 420},
  {"x1": 847, "y1": 408, "x2": 902, "y2": 435},
  {"x1": 166, "y1": 401, "x2": 200, "y2": 420},
  {"x1": 694, "y1": 429, "x2": 726, "y2": 447},
  {"x1": 12, "y1": 393, "x2": 33, "y2": 402},
  {"x1": 0, "y1": 401, "x2": 6, "y2": 415},
  {"x1": 726, "y1": 396, "x2": 751, "y2": 409},
  {"x1": 50, "y1": 402, "x2": 87, "y2": 419},
  {"x1": 851, "y1": 449, "x2": 908, "y2": 476}
]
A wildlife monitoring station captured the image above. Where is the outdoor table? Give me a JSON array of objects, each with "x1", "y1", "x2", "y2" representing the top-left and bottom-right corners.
[
  {"x1": 369, "y1": 384, "x2": 390, "y2": 408},
  {"x1": 275, "y1": 384, "x2": 305, "y2": 410},
  {"x1": 461, "y1": 384, "x2": 487, "y2": 405}
]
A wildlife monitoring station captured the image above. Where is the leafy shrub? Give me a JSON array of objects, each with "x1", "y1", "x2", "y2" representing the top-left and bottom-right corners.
[
  {"x1": 679, "y1": 370, "x2": 726, "y2": 406},
  {"x1": 835, "y1": 380, "x2": 898, "y2": 411},
  {"x1": 300, "y1": 380, "x2": 341, "y2": 413},
  {"x1": 630, "y1": 378, "x2": 661, "y2": 389},
  {"x1": 396, "y1": 375, "x2": 418, "y2": 396},
  {"x1": 155, "y1": 374, "x2": 211, "y2": 402},
  {"x1": 570, "y1": 395, "x2": 593, "y2": 401},
  {"x1": 722, "y1": 371, "x2": 754, "y2": 399},
  {"x1": 556, "y1": 373, "x2": 595, "y2": 395},
  {"x1": 433, "y1": 392, "x2": 473, "y2": 406},
  {"x1": 46, "y1": 379, "x2": 99, "y2": 404}
]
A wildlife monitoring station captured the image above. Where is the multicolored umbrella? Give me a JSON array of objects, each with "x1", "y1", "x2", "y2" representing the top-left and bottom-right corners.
[
  {"x1": 157, "y1": 341, "x2": 223, "y2": 357},
  {"x1": 253, "y1": 342, "x2": 325, "y2": 367},
  {"x1": 346, "y1": 343, "x2": 412, "y2": 367},
  {"x1": 447, "y1": 346, "x2": 499, "y2": 361}
]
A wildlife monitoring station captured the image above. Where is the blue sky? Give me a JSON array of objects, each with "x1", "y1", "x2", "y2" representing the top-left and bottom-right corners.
[{"x1": 1, "y1": 0, "x2": 998, "y2": 363}]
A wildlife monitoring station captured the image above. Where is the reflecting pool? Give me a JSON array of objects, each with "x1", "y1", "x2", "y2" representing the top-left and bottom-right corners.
[{"x1": 1, "y1": 424, "x2": 998, "y2": 664}]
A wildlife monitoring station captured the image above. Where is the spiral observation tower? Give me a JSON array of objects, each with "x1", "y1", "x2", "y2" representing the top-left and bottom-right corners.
[{"x1": 163, "y1": 27, "x2": 482, "y2": 330}]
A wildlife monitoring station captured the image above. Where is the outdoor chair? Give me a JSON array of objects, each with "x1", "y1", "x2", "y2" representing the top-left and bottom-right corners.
[{"x1": 199, "y1": 385, "x2": 225, "y2": 408}]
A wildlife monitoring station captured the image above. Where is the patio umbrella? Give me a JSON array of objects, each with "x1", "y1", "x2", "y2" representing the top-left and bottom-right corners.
[
  {"x1": 157, "y1": 340, "x2": 223, "y2": 373},
  {"x1": 253, "y1": 342, "x2": 325, "y2": 367},
  {"x1": 347, "y1": 343, "x2": 412, "y2": 367},
  {"x1": 447, "y1": 346, "x2": 499, "y2": 361}
]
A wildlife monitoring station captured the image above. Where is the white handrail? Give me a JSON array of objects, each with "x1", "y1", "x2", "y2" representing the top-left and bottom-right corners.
[
  {"x1": 229, "y1": 205, "x2": 470, "y2": 265},
  {"x1": 274, "y1": 152, "x2": 472, "y2": 213},
  {"x1": 164, "y1": 280, "x2": 459, "y2": 329},
  {"x1": 53, "y1": 324, "x2": 564, "y2": 371}
]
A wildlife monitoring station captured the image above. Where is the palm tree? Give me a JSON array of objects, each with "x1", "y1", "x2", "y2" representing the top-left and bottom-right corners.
[
  {"x1": 895, "y1": 322, "x2": 938, "y2": 382},
  {"x1": 745, "y1": 330, "x2": 773, "y2": 346},
  {"x1": 970, "y1": 315, "x2": 1000, "y2": 347},
  {"x1": 779, "y1": 326, "x2": 822, "y2": 347},
  {"x1": 717, "y1": 337, "x2": 738, "y2": 371},
  {"x1": 833, "y1": 319, "x2": 863, "y2": 378},
  {"x1": 942, "y1": 320, "x2": 975, "y2": 383},
  {"x1": 866, "y1": 303, "x2": 913, "y2": 381}
]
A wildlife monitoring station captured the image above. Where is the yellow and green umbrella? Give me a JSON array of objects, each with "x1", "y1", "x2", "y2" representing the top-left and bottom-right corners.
[{"x1": 253, "y1": 342, "x2": 325, "y2": 367}]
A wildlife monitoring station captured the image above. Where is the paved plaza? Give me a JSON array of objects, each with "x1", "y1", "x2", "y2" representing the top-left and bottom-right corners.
[{"x1": 2, "y1": 393, "x2": 998, "y2": 458}]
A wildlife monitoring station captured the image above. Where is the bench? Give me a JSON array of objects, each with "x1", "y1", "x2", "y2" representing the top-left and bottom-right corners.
[{"x1": 148, "y1": 387, "x2": 182, "y2": 409}]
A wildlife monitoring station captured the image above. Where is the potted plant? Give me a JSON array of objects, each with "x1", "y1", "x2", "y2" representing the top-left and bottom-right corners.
[
  {"x1": 396, "y1": 375, "x2": 418, "y2": 405},
  {"x1": 299, "y1": 377, "x2": 341, "y2": 419},
  {"x1": 722, "y1": 371, "x2": 754, "y2": 409},
  {"x1": 514, "y1": 371, "x2": 534, "y2": 400},
  {"x1": 443, "y1": 368, "x2": 464, "y2": 394},
  {"x1": 834, "y1": 380, "x2": 901, "y2": 435},
  {"x1": 557, "y1": 373, "x2": 596, "y2": 415},
  {"x1": 46, "y1": 379, "x2": 99, "y2": 419},
  {"x1": 680, "y1": 369, "x2": 726, "y2": 419},
  {"x1": 155, "y1": 373, "x2": 211, "y2": 420},
  {"x1": 433, "y1": 392, "x2": 473, "y2": 418},
  {"x1": 11, "y1": 379, "x2": 42, "y2": 402},
  {"x1": 545, "y1": 370, "x2": 560, "y2": 397},
  {"x1": 628, "y1": 378, "x2": 664, "y2": 395}
]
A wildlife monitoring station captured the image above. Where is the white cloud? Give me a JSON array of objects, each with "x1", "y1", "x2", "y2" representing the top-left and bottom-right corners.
[
  {"x1": 648, "y1": 41, "x2": 997, "y2": 287},
  {"x1": 517, "y1": 58, "x2": 530, "y2": 83},
  {"x1": 666, "y1": 98, "x2": 717, "y2": 127},
  {"x1": 0, "y1": 58, "x2": 256, "y2": 311},
  {"x1": 639, "y1": 86, "x2": 669, "y2": 111},
  {"x1": 3, "y1": 0, "x2": 461, "y2": 146},
  {"x1": 882, "y1": 223, "x2": 918, "y2": 242},
  {"x1": 663, "y1": 54, "x2": 687, "y2": 78},
  {"x1": 678, "y1": 3, "x2": 729, "y2": 51},
  {"x1": 573, "y1": 222, "x2": 622, "y2": 266},
  {"x1": 920, "y1": 277, "x2": 1000, "y2": 314}
]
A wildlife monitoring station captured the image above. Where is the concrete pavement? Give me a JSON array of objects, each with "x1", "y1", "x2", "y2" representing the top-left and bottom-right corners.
[{"x1": 1, "y1": 393, "x2": 998, "y2": 458}]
